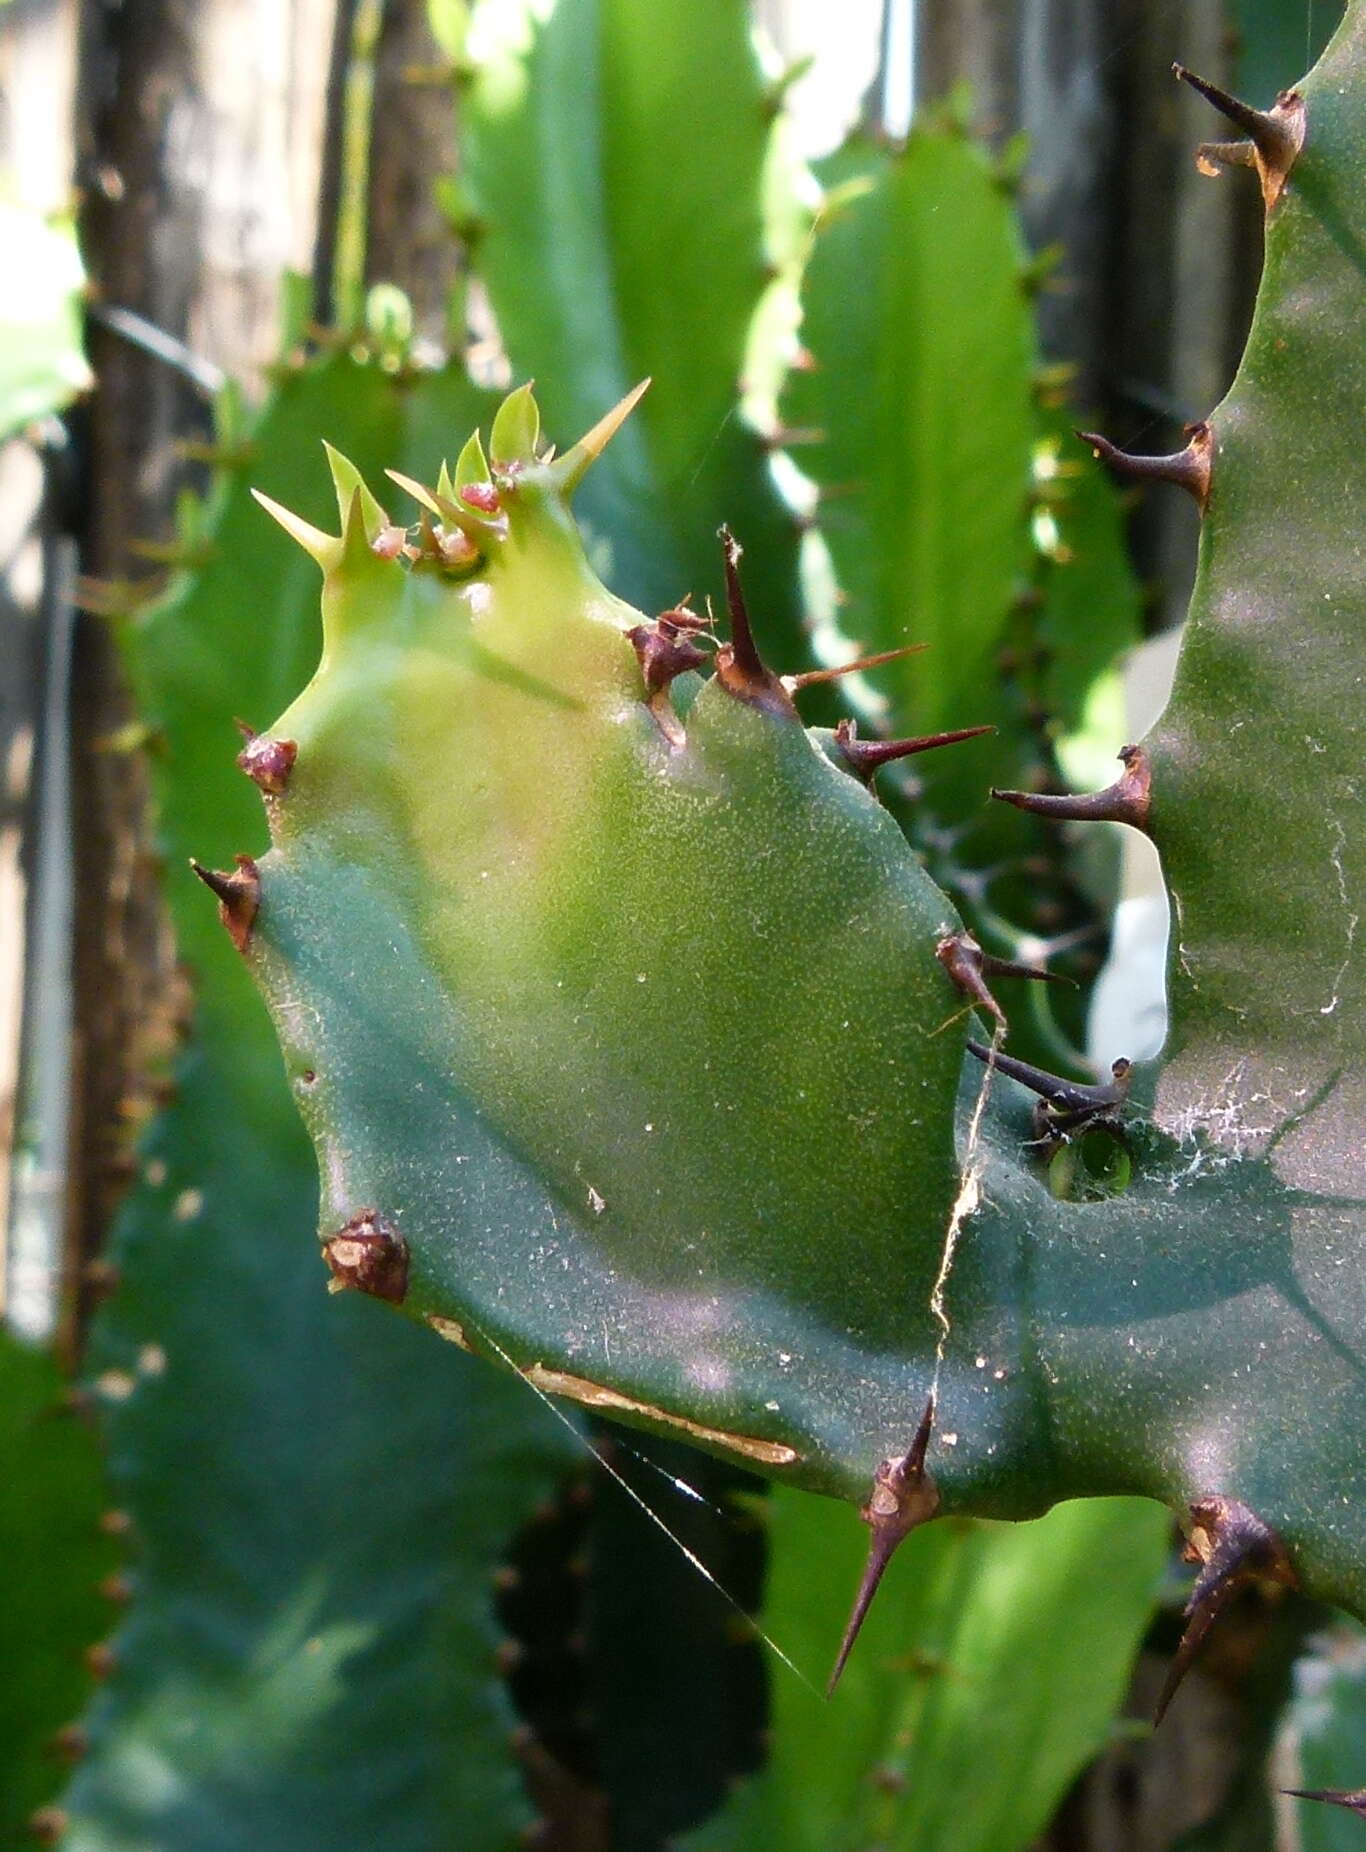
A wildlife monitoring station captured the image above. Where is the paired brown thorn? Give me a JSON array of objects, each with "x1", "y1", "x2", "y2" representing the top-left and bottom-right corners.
[
  {"x1": 1281, "y1": 1789, "x2": 1366, "y2": 1818},
  {"x1": 992, "y1": 743, "x2": 1151, "y2": 834},
  {"x1": 321, "y1": 1209, "x2": 410, "y2": 1304},
  {"x1": 835, "y1": 718, "x2": 994, "y2": 788},
  {"x1": 1077, "y1": 423, "x2": 1212, "y2": 511},
  {"x1": 628, "y1": 605, "x2": 711, "y2": 746},
  {"x1": 627, "y1": 605, "x2": 710, "y2": 695},
  {"x1": 234, "y1": 720, "x2": 297, "y2": 795},
  {"x1": 189, "y1": 854, "x2": 260, "y2": 954},
  {"x1": 1173, "y1": 64, "x2": 1306, "y2": 210},
  {"x1": 828, "y1": 1397, "x2": 940, "y2": 1695},
  {"x1": 714, "y1": 527, "x2": 797, "y2": 719},
  {"x1": 783, "y1": 642, "x2": 927, "y2": 693},
  {"x1": 967, "y1": 1040, "x2": 1131, "y2": 1139},
  {"x1": 937, "y1": 931, "x2": 1067, "y2": 1031},
  {"x1": 1154, "y1": 1496, "x2": 1297, "y2": 1725}
]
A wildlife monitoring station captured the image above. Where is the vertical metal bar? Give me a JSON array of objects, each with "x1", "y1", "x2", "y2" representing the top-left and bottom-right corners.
[{"x1": 5, "y1": 507, "x2": 76, "y2": 1342}]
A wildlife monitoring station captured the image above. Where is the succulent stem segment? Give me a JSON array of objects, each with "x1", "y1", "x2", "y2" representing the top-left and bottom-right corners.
[{"x1": 217, "y1": 32, "x2": 1366, "y2": 1688}]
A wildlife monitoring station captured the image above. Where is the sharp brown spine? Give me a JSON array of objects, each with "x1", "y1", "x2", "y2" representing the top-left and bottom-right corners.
[
  {"x1": 628, "y1": 606, "x2": 711, "y2": 745},
  {"x1": 937, "y1": 932, "x2": 1064, "y2": 1030},
  {"x1": 828, "y1": 1397, "x2": 940, "y2": 1694},
  {"x1": 1281, "y1": 1790, "x2": 1366, "y2": 1818},
  {"x1": 783, "y1": 642, "x2": 927, "y2": 692},
  {"x1": 713, "y1": 527, "x2": 798, "y2": 719},
  {"x1": 991, "y1": 744, "x2": 1151, "y2": 833},
  {"x1": 1077, "y1": 424, "x2": 1213, "y2": 510},
  {"x1": 1154, "y1": 1495, "x2": 1298, "y2": 1724},
  {"x1": 189, "y1": 855, "x2": 261, "y2": 954},
  {"x1": 1173, "y1": 64, "x2": 1306, "y2": 209},
  {"x1": 835, "y1": 718, "x2": 995, "y2": 787}
]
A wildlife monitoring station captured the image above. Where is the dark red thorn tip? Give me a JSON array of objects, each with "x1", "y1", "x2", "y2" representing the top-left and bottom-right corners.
[
  {"x1": 992, "y1": 742, "x2": 1151, "y2": 834},
  {"x1": 322, "y1": 1208, "x2": 410, "y2": 1304},
  {"x1": 1281, "y1": 1790, "x2": 1366, "y2": 1817},
  {"x1": 234, "y1": 725, "x2": 298, "y2": 795},
  {"x1": 1077, "y1": 425, "x2": 1212, "y2": 510},
  {"x1": 1154, "y1": 1495, "x2": 1297, "y2": 1726},
  {"x1": 714, "y1": 526, "x2": 797, "y2": 719},
  {"x1": 828, "y1": 1396, "x2": 940, "y2": 1695},
  {"x1": 189, "y1": 855, "x2": 260, "y2": 954},
  {"x1": 784, "y1": 642, "x2": 928, "y2": 691},
  {"x1": 836, "y1": 718, "x2": 994, "y2": 785},
  {"x1": 1172, "y1": 65, "x2": 1306, "y2": 208}
]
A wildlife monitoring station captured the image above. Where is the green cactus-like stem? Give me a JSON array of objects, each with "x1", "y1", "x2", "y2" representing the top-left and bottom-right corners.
[
  {"x1": 253, "y1": 410, "x2": 966, "y2": 1391},
  {"x1": 223, "y1": 10, "x2": 1363, "y2": 1691}
]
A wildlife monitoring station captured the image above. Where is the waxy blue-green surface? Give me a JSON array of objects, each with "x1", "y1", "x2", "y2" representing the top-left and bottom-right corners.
[
  {"x1": 261, "y1": 456, "x2": 964, "y2": 1388},
  {"x1": 245, "y1": 317, "x2": 1363, "y2": 1612}
]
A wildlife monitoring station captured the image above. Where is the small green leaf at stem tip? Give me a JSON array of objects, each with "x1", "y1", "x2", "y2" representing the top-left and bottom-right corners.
[
  {"x1": 489, "y1": 382, "x2": 540, "y2": 465},
  {"x1": 323, "y1": 441, "x2": 388, "y2": 539},
  {"x1": 453, "y1": 427, "x2": 491, "y2": 487}
]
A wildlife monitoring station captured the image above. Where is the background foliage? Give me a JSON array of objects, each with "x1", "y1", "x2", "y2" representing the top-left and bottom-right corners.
[{"x1": 0, "y1": 0, "x2": 1359, "y2": 1846}]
